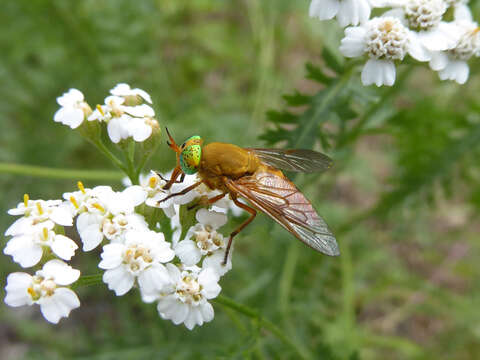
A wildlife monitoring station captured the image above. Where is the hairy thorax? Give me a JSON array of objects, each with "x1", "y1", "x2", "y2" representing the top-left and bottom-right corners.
[{"x1": 198, "y1": 142, "x2": 260, "y2": 191}]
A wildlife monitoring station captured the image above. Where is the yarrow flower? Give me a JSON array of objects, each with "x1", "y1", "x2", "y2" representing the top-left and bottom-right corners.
[
  {"x1": 310, "y1": 0, "x2": 479, "y2": 85},
  {"x1": 340, "y1": 16, "x2": 430, "y2": 86},
  {"x1": 156, "y1": 264, "x2": 221, "y2": 330},
  {"x1": 74, "y1": 185, "x2": 147, "y2": 251},
  {"x1": 53, "y1": 83, "x2": 160, "y2": 144},
  {"x1": 4, "y1": 221, "x2": 77, "y2": 268},
  {"x1": 4, "y1": 260, "x2": 80, "y2": 324},
  {"x1": 99, "y1": 230, "x2": 175, "y2": 298},
  {"x1": 87, "y1": 85, "x2": 158, "y2": 144},
  {"x1": 6, "y1": 194, "x2": 73, "y2": 235},
  {"x1": 429, "y1": 12, "x2": 480, "y2": 83},
  {"x1": 175, "y1": 208, "x2": 232, "y2": 276}
]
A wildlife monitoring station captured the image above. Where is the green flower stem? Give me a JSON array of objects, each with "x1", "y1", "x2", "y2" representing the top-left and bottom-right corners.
[
  {"x1": 91, "y1": 138, "x2": 129, "y2": 175},
  {"x1": 135, "y1": 151, "x2": 153, "y2": 179},
  {"x1": 0, "y1": 162, "x2": 123, "y2": 181},
  {"x1": 122, "y1": 140, "x2": 139, "y2": 185},
  {"x1": 214, "y1": 295, "x2": 312, "y2": 360},
  {"x1": 71, "y1": 274, "x2": 103, "y2": 290}
]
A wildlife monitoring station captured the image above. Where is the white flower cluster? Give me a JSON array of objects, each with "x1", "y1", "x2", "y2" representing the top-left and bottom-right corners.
[
  {"x1": 4, "y1": 171, "x2": 242, "y2": 329},
  {"x1": 54, "y1": 83, "x2": 159, "y2": 143},
  {"x1": 310, "y1": 0, "x2": 480, "y2": 85}
]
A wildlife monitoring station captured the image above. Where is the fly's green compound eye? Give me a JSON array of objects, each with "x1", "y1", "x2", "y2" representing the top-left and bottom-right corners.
[{"x1": 179, "y1": 136, "x2": 202, "y2": 174}]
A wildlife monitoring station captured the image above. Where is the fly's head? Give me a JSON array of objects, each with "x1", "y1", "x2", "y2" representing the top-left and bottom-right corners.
[
  {"x1": 166, "y1": 128, "x2": 203, "y2": 175},
  {"x1": 179, "y1": 135, "x2": 202, "y2": 175}
]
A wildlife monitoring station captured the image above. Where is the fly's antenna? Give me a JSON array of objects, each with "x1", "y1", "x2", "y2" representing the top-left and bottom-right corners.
[{"x1": 165, "y1": 127, "x2": 181, "y2": 153}]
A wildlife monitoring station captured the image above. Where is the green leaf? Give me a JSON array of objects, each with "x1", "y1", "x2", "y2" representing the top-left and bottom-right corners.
[
  {"x1": 283, "y1": 91, "x2": 311, "y2": 107},
  {"x1": 266, "y1": 110, "x2": 298, "y2": 124},
  {"x1": 305, "y1": 62, "x2": 333, "y2": 85}
]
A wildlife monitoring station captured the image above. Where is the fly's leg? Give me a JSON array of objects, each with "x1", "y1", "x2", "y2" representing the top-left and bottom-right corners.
[
  {"x1": 187, "y1": 192, "x2": 227, "y2": 211},
  {"x1": 156, "y1": 181, "x2": 203, "y2": 204},
  {"x1": 223, "y1": 198, "x2": 256, "y2": 265},
  {"x1": 155, "y1": 171, "x2": 185, "y2": 184},
  {"x1": 163, "y1": 166, "x2": 183, "y2": 190}
]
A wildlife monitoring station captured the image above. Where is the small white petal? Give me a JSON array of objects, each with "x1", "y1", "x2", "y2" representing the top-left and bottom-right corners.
[
  {"x1": 138, "y1": 264, "x2": 172, "y2": 300},
  {"x1": 5, "y1": 217, "x2": 32, "y2": 236},
  {"x1": 98, "y1": 243, "x2": 125, "y2": 269},
  {"x1": 3, "y1": 235, "x2": 43, "y2": 268},
  {"x1": 39, "y1": 288, "x2": 80, "y2": 324},
  {"x1": 339, "y1": 26, "x2": 367, "y2": 58},
  {"x1": 454, "y1": 4, "x2": 473, "y2": 22},
  {"x1": 184, "y1": 307, "x2": 203, "y2": 330},
  {"x1": 49, "y1": 205, "x2": 73, "y2": 226},
  {"x1": 203, "y1": 250, "x2": 232, "y2": 277},
  {"x1": 156, "y1": 295, "x2": 178, "y2": 315},
  {"x1": 110, "y1": 83, "x2": 152, "y2": 104},
  {"x1": 429, "y1": 51, "x2": 449, "y2": 71},
  {"x1": 57, "y1": 89, "x2": 84, "y2": 106},
  {"x1": 79, "y1": 224, "x2": 104, "y2": 251},
  {"x1": 171, "y1": 302, "x2": 190, "y2": 325},
  {"x1": 200, "y1": 302, "x2": 214, "y2": 323},
  {"x1": 418, "y1": 23, "x2": 459, "y2": 52},
  {"x1": 51, "y1": 234, "x2": 78, "y2": 260},
  {"x1": 165, "y1": 263, "x2": 182, "y2": 283},
  {"x1": 123, "y1": 104, "x2": 155, "y2": 118},
  {"x1": 196, "y1": 208, "x2": 227, "y2": 229},
  {"x1": 337, "y1": 0, "x2": 370, "y2": 27},
  {"x1": 103, "y1": 266, "x2": 135, "y2": 296},
  {"x1": 439, "y1": 60, "x2": 469, "y2": 84},
  {"x1": 407, "y1": 34, "x2": 431, "y2": 62},
  {"x1": 175, "y1": 240, "x2": 202, "y2": 266},
  {"x1": 121, "y1": 186, "x2": 147, "y2": 208},
  {"x1": 42, "y1": 260, "x2": 80, "y2": 285},
  {"x1": 4, "y1": 273, "x2": 33, "y2": 307},
  {"x1": 309, "y1": 0, "x2": 340, "y2": 20},
  {"x1": 107, "y1": 117, "x2": 129, "y2": 143},
  {"x1": 54, "y1": 107, "x2": 84, "y2": 129},
  {"x1": 361, "y1": 59, "x2": 396, "y2": 87},
  {"x1": 130, "y1": 122, "x2": 153, "y2": 142},
  {"x1": 199, "y1": 268, "x2": 221, "y2": 299}
]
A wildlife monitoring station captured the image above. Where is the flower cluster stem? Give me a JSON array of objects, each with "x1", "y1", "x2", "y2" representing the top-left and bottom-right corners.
[
  {"x1": 122, "y1": 140, "x2": 139, "y2": 185},
  {"x1": 91, "y1": 139, "x2": 129, "y2": 174}
]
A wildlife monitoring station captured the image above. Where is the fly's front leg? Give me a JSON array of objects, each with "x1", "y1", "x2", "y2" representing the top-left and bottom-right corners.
[
  {"x1": 223, "y1": 197, "x2": 257, "y2": 265},
  {"x1": 156, "y1": 180, "x2": 203, "y2": 205},
  {"x1": 163, "y1": 166, "x2": 183, "y2": 190},
  {"x1": 155, "y1": 171, "x2": 185, "y2": 184}
]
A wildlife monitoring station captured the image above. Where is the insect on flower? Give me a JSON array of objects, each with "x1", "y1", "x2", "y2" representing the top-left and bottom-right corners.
[{"x1": 158, "y1": 129, "x2": 339, "y2": 264}]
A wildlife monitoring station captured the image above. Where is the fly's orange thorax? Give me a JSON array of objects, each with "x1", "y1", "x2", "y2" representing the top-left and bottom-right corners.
[{"x1": 198, "y1": 142, "x2": 260, "y2": 190}]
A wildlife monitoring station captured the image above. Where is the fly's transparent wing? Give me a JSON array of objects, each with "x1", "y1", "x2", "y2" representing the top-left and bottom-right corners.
[
  {"x1": 248, "y1": 148, "x2": 333, "y2": 173},
  {"x1": 227, "y1": 170, "x2": 339, "y2": 256}
]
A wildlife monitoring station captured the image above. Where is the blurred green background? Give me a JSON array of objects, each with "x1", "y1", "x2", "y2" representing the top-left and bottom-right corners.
[{"x1": 2, "y1": 0, "x2": 480, "y2": 359}]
